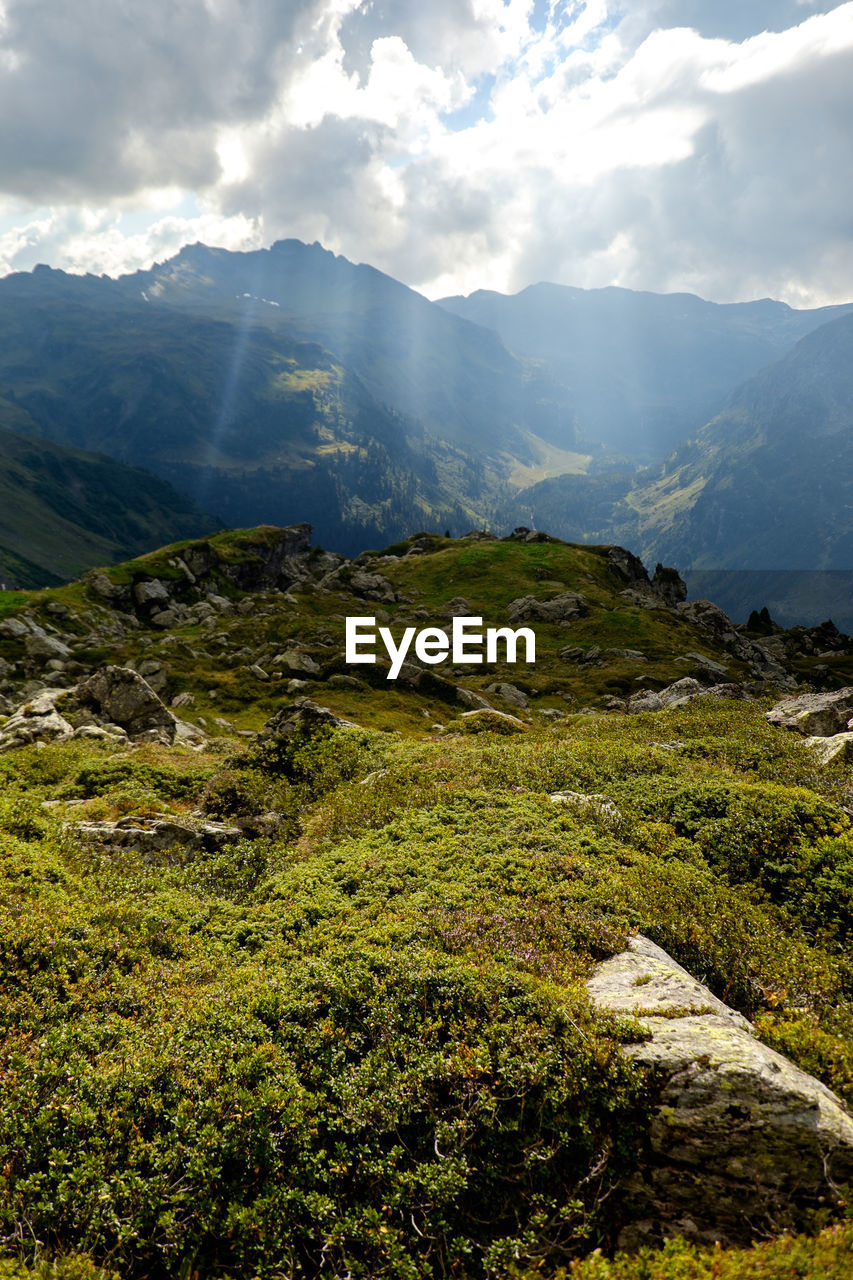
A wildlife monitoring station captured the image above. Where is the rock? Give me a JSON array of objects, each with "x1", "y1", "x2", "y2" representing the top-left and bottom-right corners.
[
  {"x1": 456, "y1": 687, "x2": 492, "y2": 710},
  {"x1": 606, "y1": 648, "x2": 648, "y2": 661},
  {"x1": 443, "y1": 597, "x2": 472, "y2": 617},
  {"x1": 506, "y1": 591, "x2": 587, "y2": 625},
  {"x1": 651, "y1": 564, "x2": 687, "y2": 606},
  {"x1": 804, "y1": 732, "x2": 853, "y2": 765},
  {"x1": 549, "y1": 790, "x2": 620, "y2": 820},
  {"x1": 173, "y1": 719, "x2": 207, "y2": 747},
  {"x1": 0, "y1": 617, "x2": 30, "y2": 639},
  {"x1": 75, "y1": 816, "x2": 242, "y2": 857},
  {"x1": 328, "y1": 674, "x2": 363, "y2": 688},
  {"x1": 133, "y1": 579, "x2": 171, "y2": 608},
  {"x1": 248, "y1": 664, "x2": 270, "y2": 681},
  {"x1": 486, "y1": 681, "x2": 529, "y2": 708},
  {"x1": 73, "y1": 725, "x2": 127, "y2": 741},
  {"x1": 587, "y1": 935, "x2": 853, "y2": 1247},
  {"x1": 628, "y1": 679, "x2": 747, "y2": 714},
  {"x1": 272, "y1": 650, "x2": 322, "y2": 676},
  {"x1": 607, "y1": 546, "x2": 653, "y2": 588},
  {"x1": 348, "y1": 570, "x2": 396, "y2": 602},
  {"x1": 255, "y1": 698, "x2": 358, "y2": 747},
  {"x1": 24, "y1": 633, "x2": 72, "y2": 662},
  {"x1": 85, "y1": 572, "x2": 120, "y2": 600},
  {"x1": 75, "y1": 666, "x2": 179, "y2": 742},
  {"x1": 171, "y1": 692, "x2": 195, "y2": 708},
  {"x1": 206, "y1": 593, "x2": 233, "y2": 613},
  {"x1": 0, "y1": 690, "x2": 75, "y2": 751},
  {"x1": 558, "y1": 646, "x2": 585, "y2": 663},
  {"x1": 149, "y1": 608, "x2": 182, "y2": 629},
  {"x1": 767, "y1": 687, "x2": 853, "y2": 737},
  {"x1": 458, "y1": 709, "x2": 527, "y2": 733}
]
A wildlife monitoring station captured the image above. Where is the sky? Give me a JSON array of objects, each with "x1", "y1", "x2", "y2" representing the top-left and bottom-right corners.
[{"x1": 0, "y1": 0, "x2": 852, "y2": 305}]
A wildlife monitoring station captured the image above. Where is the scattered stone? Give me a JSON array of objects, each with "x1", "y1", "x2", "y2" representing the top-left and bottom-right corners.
[
  {"x1": 766, "y1": 687, "x2": 853, "y2": 737},
  {"x1": 171, "y1": 692, "x2": 195, "y2": 708},
  {"x1": 248, "y1": 664, "x2": 270, "y2": 681},
  {"x1": 606, "y1": 647, "x2": 648, "y2": 661},
  {"x1": 587, "y1": 935, "x2": 853, "y2": 1248},
  {"x1": 486, "y1": 681, "x2": 529, "y2": 708},
  {"x1": 272, "y1": 650, "x2": 322, "y2": 676}
]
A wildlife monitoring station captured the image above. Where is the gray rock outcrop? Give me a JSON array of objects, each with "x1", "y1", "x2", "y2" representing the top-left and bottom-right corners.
[
  {"x1": 587, "y1": 935, "x2": 853, "y2": 1247},
  {"x1": 76, "y1": 667, "x2": 179, "y2": 740},
  {"x1": 506, "y1": 591, "x2": 586, "y2": 625},
  {"x1": 766, "y1": 687, "x2": 853, "y2": 737},
  {"x1": 628, "y1": 679, "x2": 747, "y2": 714}
]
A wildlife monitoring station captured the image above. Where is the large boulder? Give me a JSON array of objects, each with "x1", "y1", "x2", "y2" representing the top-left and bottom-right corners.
[
  {"x1": 587, "y1": 935, "x2": 853, "y2": 1248},
  {"x1": 255, "y1": 698, "x2": 358, "y2": 747},
  {"x1": 75, "y1": 666, "x2": 180, "y2": 741},
  {"x1": 766, "y1": 687, "x2": 853, "y2": 737},
  {"x1": 0, "y1": 690, "x2": 75, "y2": 752}
]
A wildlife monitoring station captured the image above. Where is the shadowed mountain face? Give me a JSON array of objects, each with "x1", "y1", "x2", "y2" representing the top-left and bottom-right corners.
[
  {"x1": 0, "y1": 425, "x2": 216, "y2": 587},
  {"x1": 502, "y1": 310, "x2": 853, "y2": 576},
  {"x1": 635, "y1": 309, "x2": 853, "y2": 570},
  {"x1": 0, "y1": 243, "x2": 581, "y2": 556},
  {"x1": 2, "y1": 239, "x2": 853, "y2": 585},
  {"x1": 438, "y1": 282, "x2": 853, "y2": 459}
]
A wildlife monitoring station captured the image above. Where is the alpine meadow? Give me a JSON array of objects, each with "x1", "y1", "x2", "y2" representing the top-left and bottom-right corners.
[{"x1": 2, "y1": 2, "x2": 853, "y2": 1278}]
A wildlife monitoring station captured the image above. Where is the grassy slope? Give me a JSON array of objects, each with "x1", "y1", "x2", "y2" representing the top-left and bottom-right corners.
[{"x1": 1, "y1": 531, "x2": 852, "y2": 1278}]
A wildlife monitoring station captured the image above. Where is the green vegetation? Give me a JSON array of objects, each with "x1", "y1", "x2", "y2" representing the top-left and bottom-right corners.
[
  {"x1": 1, "y1": 529, "x2": 852, "y2": 1278},
  {"x1": 1, "y1": 691, "x2": 853, "y2": 1278}
]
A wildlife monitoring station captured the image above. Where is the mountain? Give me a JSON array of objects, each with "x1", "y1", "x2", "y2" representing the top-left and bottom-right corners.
[
  {"x1": 122, "y1": 240, "x2": 579, "y2": 457},
  {"x1": 628, "y1": 309, "x2": 853, "y2": 570},
  {"x1": 0, "y1": 423, "x2": 216, "y2": 587},
  {"x1": 499, "y1": 309, "x2": 853, "y2": 594},
  {"x1": 4, "y1": 240, "x2": 853, "y2": 589},
  {"x1": 0, "y1": 245, "x2": 583, "y2": 555},
  {"x1": 438, "y1": 282, "x2": 852, "y2": 459}
]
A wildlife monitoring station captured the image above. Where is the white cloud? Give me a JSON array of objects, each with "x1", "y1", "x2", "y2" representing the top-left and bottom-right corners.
[{"x1": 0, "y1": 0, "x2": 851, "y2": 306}]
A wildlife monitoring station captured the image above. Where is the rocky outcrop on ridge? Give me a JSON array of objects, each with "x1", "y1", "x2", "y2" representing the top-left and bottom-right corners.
[{"x1": 587, "y1": 935, "x2": 853, "y2": 1248}]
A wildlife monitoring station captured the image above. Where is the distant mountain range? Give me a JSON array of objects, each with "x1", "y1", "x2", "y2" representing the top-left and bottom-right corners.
[{"x1": 1, "y1": 238, "x2": 852, "y2": 593}]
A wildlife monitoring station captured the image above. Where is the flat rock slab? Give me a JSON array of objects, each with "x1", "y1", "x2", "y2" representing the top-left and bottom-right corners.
[{"x1": 587, "y1": 935, "x2": 853, "y2": 1248}]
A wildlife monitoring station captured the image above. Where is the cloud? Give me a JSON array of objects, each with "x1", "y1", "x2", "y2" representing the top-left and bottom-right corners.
[{"x1": 0, "y1": 0, "x2": 852, "y2": 305}]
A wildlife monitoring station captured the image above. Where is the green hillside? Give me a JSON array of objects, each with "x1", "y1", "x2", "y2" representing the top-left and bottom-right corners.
[{"x1": 0, "y1": 528, "x2": 852, "y2": 1278}]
